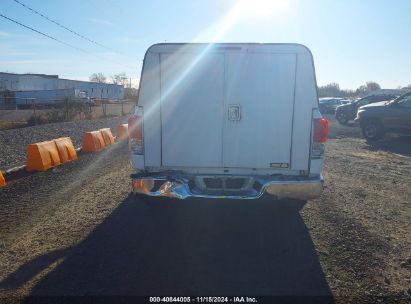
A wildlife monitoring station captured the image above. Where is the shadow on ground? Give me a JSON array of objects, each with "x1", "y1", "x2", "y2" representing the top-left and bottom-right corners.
[
  {"x1": 3, "y1": 195, "x2": 333, "y2": 298},
  {"x1": 365, "y1": 135, "x2": 411, "y2": 157},
  {"x1": 0, "y1": 248, "x2": 70, "y2": 290}
]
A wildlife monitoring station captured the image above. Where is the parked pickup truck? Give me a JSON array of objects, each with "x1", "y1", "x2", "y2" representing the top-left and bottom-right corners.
[
  {"x1": 356, "y1": 92, "x2": 411, "y2": 141},
  {"x1": 129, "y1": 43, "x2": 328, "y2": 200}
]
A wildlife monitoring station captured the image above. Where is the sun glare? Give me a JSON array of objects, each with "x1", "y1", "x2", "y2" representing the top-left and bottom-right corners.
[
  {"x1": 235, "y1": 0, "x2": 289, "y2": 17},
  {"x1": 141, "y1": 0, "x2": 290, "y2": 124}
]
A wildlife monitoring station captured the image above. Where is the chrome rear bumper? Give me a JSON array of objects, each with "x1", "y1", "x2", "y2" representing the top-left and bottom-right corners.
[{"x1": 131, "y1": 174, "x2": 323, "y2": 200}]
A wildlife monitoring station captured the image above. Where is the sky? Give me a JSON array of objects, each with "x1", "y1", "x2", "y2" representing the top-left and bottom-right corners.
[{"x1": 0, "y1": 0, "x2": 410, "y2": 89}]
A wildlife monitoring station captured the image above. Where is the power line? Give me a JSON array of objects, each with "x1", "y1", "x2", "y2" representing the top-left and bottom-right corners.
[
  {"x1": 0, "y1": 13, "x2": 88, "y2": 53},
  {"x1": 0, "y1": 13, "x2": 134, "y2": 71},
  {"x1": 12, "y1": 0, "x2": 129, "y2": 57}
]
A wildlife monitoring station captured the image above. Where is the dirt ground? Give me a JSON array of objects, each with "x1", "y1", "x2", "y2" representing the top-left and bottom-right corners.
[
  {"x1": 0, "y1": 117, "x2": 410, "y2": 302},
  {"x1": 305, "y1": 116, "x2": 411, "y2": 302}
]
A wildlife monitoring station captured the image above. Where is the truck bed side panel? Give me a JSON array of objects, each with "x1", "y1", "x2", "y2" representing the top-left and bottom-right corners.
[
  {"x1": 139, "y1": 52, "x2": 162, "y2": 167},
  {"x1": 291, "y1": 51, "x2": 318, "y2": 171}
]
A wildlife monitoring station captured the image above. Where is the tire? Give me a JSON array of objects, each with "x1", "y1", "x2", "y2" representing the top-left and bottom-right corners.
[
  {"x1": 361, "y1": 120, "x2": 384, "y2": 141},
  {"x1": 336, "y1": 111, "x2": 349, "y2": 125}
]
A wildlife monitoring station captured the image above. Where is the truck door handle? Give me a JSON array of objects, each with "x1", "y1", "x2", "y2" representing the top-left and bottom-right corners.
[{"x1": 228, "y1": 104, "x2": 241, "y2": 121}]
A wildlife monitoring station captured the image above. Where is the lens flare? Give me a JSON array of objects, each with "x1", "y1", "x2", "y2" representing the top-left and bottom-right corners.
[{"x1": 139, "y1": 0, "x2": 290, "y2": 125}]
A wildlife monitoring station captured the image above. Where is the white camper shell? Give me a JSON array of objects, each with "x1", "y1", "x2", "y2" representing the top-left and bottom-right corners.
[{"x1": 129, "y1": 43, "x2": 328, "y2": 200}]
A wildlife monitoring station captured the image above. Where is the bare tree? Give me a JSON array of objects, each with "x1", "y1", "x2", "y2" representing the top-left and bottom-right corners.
[
  {"x1": 89, "y1": 73, "x2": 107, "y2": 83},
  {"x1": 110, "y1": 72, "x2": 128, "y2": 86}
]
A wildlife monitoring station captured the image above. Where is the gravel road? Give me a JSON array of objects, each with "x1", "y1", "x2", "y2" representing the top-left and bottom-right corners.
[
  {"x1": 0, "y1": 116, "x2": 128, "y2": 170},
  {"x1": 0, "y1": 118, "x2": 410, "y2": 302}
]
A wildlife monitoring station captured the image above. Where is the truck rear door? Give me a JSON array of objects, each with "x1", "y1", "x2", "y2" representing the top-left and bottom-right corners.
[
  {"x1": 223, "y1": 52, "x2": 296, "y2": 169},
  {"x1": 160, "y1": 47, "x2": 299, "y2": 170},
  {"x1": 160, "y1": 52, "x2": 225, "y2": 167}
]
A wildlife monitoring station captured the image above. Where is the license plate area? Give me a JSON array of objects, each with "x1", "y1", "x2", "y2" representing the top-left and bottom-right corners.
[{"x1": 195, "y1": 176, "x2": 252, "y2": 192}]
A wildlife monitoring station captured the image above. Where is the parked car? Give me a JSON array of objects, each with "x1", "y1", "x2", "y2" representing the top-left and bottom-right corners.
[
  {"x1": 355, "y1": 92, "x2": 411, "y2": 141},
  {"x1": 319, "y1": 98, "x2": 343, "y2": 114},
  {"x1": 128, "y1": 43, "x2": 328, "y2": 202},
  {"x1": 335, "y1": 92, "x2": 401, "y2": 124}
]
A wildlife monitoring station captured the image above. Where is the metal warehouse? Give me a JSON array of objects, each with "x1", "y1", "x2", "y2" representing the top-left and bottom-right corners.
[{"x1": 0, "y1": 72, "x2": 124, "y2": 100}]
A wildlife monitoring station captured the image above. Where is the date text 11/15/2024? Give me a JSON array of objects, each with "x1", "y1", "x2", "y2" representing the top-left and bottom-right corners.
[{"x1": 149, "y1": 297, "x2": 258, "y2": 303}]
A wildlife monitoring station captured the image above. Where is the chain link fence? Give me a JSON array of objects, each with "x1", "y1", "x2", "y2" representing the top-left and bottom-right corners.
[{"x1": 0, "y1": 97, "x2": 136, "y2": 129}]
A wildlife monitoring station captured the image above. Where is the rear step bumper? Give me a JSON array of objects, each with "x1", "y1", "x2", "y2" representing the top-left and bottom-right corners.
[{"x1": 131, "y1": 174, "x2": 323, "y2": 200}]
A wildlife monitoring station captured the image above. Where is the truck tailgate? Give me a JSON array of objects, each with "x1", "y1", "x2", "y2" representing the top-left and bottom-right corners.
[{"x1": 159, "y1": 49, "x2": 302, "y2": 170}]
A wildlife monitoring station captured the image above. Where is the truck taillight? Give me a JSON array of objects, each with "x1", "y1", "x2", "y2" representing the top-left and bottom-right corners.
[
  {"x1": 311, "y1": 118, "x2": 328, "y2": 158},
  {"x1": 128, "y1": 111, "x2": 144, "y2": 155},
  {"x1": 313, "y1": 119, "x2": 329, "y2": 143}
]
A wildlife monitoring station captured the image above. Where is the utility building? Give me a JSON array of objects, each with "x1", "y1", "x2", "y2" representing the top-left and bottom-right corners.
[{"x1": 0, "y1": 72, "x2": 124, "y2": 100}]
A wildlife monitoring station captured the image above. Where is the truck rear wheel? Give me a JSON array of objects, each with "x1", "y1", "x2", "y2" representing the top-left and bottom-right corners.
[{"x1": 362, "y1": 120, "x2": 384, "y2": 141}]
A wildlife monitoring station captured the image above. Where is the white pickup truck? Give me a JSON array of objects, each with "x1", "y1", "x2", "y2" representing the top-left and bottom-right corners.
[{"x1": 129, "y1": 43, "x2": 328, "y2": 200}]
